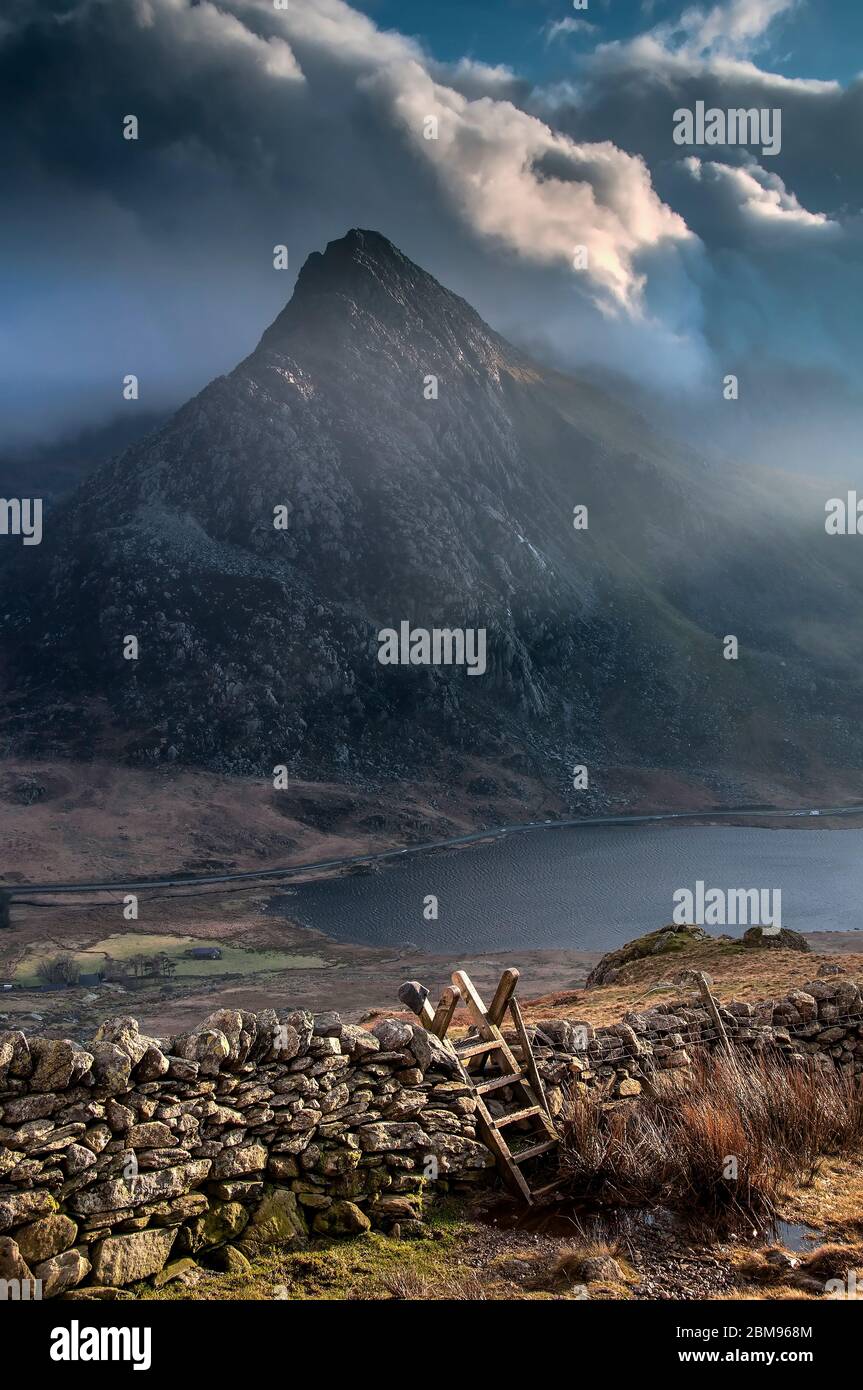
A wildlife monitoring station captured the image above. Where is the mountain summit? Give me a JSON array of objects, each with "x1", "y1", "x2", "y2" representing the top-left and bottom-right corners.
[{"x1": 3, "y1": 232, "x2": 863, "y2": 799}]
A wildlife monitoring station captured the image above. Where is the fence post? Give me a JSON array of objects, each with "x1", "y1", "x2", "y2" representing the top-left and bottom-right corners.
[{"x1": 695, "y1": 971, "x2": 735, "y2": 1062}]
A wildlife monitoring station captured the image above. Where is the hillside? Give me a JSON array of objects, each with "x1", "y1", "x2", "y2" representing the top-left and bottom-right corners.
[{"x1": 3, "y1": 229, "x2": 863, "y2": 800}]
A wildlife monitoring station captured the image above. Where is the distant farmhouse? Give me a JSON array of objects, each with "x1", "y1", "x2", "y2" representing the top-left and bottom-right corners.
[{"x1": 184, "y1": 946, "x2": 222, "y2": 961}]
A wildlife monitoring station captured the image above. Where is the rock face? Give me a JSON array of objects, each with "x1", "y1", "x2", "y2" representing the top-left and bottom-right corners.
[{"x1": 4, "y1": 229, "x2": 863, "y2": 787}]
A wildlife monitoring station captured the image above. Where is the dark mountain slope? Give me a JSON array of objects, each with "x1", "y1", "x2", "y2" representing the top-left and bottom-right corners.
[{"x1": 3, "y1": 229, "x2": 862, "y2": 794}]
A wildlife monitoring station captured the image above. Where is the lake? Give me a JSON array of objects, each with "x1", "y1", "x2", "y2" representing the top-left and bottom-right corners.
[{"x1": 274, "y1": 825, "x2": 863, "y2": 954}]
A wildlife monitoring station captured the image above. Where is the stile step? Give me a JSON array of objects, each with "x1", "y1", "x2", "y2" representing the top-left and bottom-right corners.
[
  {"x1": 455, "y1": 1038, "x2": 503, "y2": 1059},
  {"x1": 495, "y1": 1105, "x2": 543, "y2": 1128},
  {"x1": 475, "y1": 1072, "x2": 523, "y2": 1094},
  {"x1": 512, "y1": 1138, "x2": 558, "y2": 1163}
]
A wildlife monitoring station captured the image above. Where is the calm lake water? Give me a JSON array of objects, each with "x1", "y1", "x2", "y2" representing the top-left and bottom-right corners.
[{"x1": 274, "y1": 825, "x2": 863, "y2": 954}]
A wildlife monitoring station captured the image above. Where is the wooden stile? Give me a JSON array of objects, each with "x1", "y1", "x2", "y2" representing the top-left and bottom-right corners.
[{"x1": 399, "y1": 966, "x2": 561, "y2": 1204}]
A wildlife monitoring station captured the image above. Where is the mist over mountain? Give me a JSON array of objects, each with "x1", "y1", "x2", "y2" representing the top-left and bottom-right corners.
[{"x1": 3, "y1": 230, "x2": 863, "y2": 801}]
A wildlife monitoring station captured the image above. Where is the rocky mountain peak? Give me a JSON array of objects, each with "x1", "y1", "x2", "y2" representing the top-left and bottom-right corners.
[
  {"x1": 256, "y1": 228, "x2": 504, "y2": 376},
  {"x1": 2, "y1": 231, "x2": 860, "y2": 795}
]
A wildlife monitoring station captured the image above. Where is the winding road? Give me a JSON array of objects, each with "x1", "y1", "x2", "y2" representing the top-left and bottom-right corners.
[{"x1": 9, "y1": 801, "x2": 863, "y2": 898}]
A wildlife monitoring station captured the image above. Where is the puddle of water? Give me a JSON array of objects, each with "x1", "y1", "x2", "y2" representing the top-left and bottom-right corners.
[
  {"x1": 769, "y1": 1218, "x2": 823, "y2": 1252},
  {"x1": 483, "y1": 1199, "x2": 824, "y2": 1252},
  {"x1": 483, "y1": 1199, "x2": 680, "y2": 1243}
]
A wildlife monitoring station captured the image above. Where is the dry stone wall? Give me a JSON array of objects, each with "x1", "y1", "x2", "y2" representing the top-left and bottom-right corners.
[
  {"x1": 1, "y1": 966, "x2": 861, "y2": 1297},
  {"x1": 0, "y1": 1007, "x2": 492, "y2": 1299},
  {"x1": 531, "y1": 966, "x2": 863, "y2": 1112}
]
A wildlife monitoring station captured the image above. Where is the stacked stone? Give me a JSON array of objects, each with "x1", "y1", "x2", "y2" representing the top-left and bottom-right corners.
[
  {"x1": 3, "y1": 972, "x2": 862, "y2": 1296},
  {"x1": 0, "y1": 1009, "x2": 492, "y2": 1298},
  {"x1": 526, "y1": 972, "x2": 863, "y2": 1098}
]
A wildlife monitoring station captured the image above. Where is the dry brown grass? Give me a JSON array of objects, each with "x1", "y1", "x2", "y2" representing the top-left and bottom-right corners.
[
  {"x1": 559, "y1": 1053, "x2": 863, "y2": 1221},
  {"x1": 523, "y1": 945, "x2": 863, "y2": 1028},
  {"x1": 380, "y1": 1266, "x2": 490, "y2": 1300}
]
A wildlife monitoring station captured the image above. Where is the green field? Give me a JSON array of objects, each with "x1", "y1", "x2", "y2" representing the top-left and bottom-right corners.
[{"x1": 13, "y1": 932, "x2": 327, "y2": 985}]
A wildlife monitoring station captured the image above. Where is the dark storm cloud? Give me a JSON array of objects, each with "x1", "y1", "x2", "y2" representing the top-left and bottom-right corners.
[
  {"x1": 2, "y1": 0, "x2": 862, "y2": 474},
  {"x1": 528, "y1": 0, "x2": 863, "y2": 468},
  {"x1": 0, "y1": 0, "x2": 698, "y2": 446}
]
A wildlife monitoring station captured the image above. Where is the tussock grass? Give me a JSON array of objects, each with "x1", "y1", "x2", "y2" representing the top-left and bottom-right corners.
[{"x1": 560, "y1": 1054, "x2": 863, "y2": 1221}]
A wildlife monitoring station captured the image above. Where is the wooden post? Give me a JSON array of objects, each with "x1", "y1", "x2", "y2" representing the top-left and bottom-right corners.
[
  {"x1": 488, "y1": 968, "x2": 520, "y2": 1026},
  {"x1": 430, "y1": 985, "x2": 461, "y2": 1039},
  {"x1": 509, "y1": 996, "x2": 550, "y2": 1115},
  {"x1": 695, "y1": 971, "x2": 735, "y2": 1063}
]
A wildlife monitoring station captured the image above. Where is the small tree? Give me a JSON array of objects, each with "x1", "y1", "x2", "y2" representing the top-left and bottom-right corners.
[
  {"x1": 0, "y1": 890, "x2": 11, "y2": 930},
  {"x1": 103, "y1": 958, "x2": 131, "y2": 983},
  {"x1": 36, "y1": 953, "x2": 80, "y2": 987}
]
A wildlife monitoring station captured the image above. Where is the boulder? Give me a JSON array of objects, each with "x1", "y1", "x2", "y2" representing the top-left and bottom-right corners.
[
  {"x1": 0, "y1": 1236, "x2": 33, "y2": 1286},
  {"x1": 91, "y1": 1228, "x2": 176, "y2": 1286},
  {"x1": 243, "y1": 1186, "x2": 307, "y2": 1249},
  {"x1": 425, "y1": 1134, "x2": 494, "y2": 1173},
  {"x1": 313, "y1": 1011, "x2": 342, "y2": 1037},
  {"x1": 92, "y1": 1017, "x2": 155, "y2": 1067},
  {"x1": 0, "y1": 1190, "x2": 58, "y2": 1232},
  {"x1": 152, "y1": 1257, "x2": 199, "y2": 1287},
  {"x1": 210, "y1": 1144, "x2": 267, "y2": 1179},
  {"x1": 64, "y1": 1143, "x2": 97, "y2": 1176},
  {"x1": 136, "y1": 1045, "x2": 170, "y2": 1081},
  {"x1": 357, "y1": 1122, "x2": 430, "y2": 1154},
  {"x1": 742, "y1": 926, "x2": 809, "y2": 953},
  {"x1": 181, "y1": 1200, "x2": 249, "y2": 1252},
  {"x1": 208, "y1": 1244, "x2": 251, "y2": 1275},
  {"x1": 371, "y1": 1019, "x2": 413, "y2": 1050},
  {"x1": 338, "y1": 1024, "x2": 380, "y2": 1057},
  {"x1": 535, "y1": 1019, "x2": 577, "y2": 1050},
  {"x1": 127, "y1": 1122, "x2": 175, "y2": 1149},
  {"x1": 34, "y1": 1247, "x2": 92, "y2": 1297},
  {"x1": 408, "y1": 1027, "x2": 459, "y2": 1075},
  {"x1": 0, "y1": 1031, "x2": 31, "y2": 1082},
  {"x1": 174, "y1": 1027, "x2": 231, "y2": 1076},
  {"x1": 89, "y1": 1042, "x2": 132, "y2": 1092},
  {"x1": 69, "y1": 1160, "x2": 212, "y2": 1215},
  {"x1": 14, "y1": 1214, "x2": 78, "y2": 1264},
  {"x1": 312, "y1": 1200, "x2": 371, "y2": 1236},
  {"x1": 29, "y1": 1038, "x2": 93, "y2": 1092}
]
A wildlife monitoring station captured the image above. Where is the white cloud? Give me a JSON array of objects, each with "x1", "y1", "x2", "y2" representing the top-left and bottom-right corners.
[
  {"x1": 239, "y1": 0, "x2": 688, "y2": 311},
  {"x1": 156, "y1": 0, "x2": 304, "y2": 82},
  {"x1": 368, "y1": 60, "x2": 691, "y2": 311},
  {"x1": 545, "y1": 17, "x2": 597, "y2": 45},
  {"x1": 643, "y1": 0, "x2": 800, "y2": 60},
  {"x1": 684, "y1": 156, "x2": 836, "y2": 231}
]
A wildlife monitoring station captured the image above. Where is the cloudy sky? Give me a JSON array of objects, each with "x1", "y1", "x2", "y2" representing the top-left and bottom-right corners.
[{"x1": 3, "y1": 0, "x2": 863, "y2": 474}]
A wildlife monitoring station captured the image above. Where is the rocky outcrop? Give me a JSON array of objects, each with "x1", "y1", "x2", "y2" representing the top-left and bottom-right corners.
[
  {"x1": 585, "y1": 924, "x2": 710, "y2": 987},
  {"x1": 742, "y1": 926, "x2": 810, "y2": 952}
]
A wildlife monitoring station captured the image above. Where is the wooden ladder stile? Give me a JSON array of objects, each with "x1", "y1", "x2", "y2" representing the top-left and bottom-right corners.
[{"x1": 399, "y1": 966, "x2": 562, "y2": 1205}]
